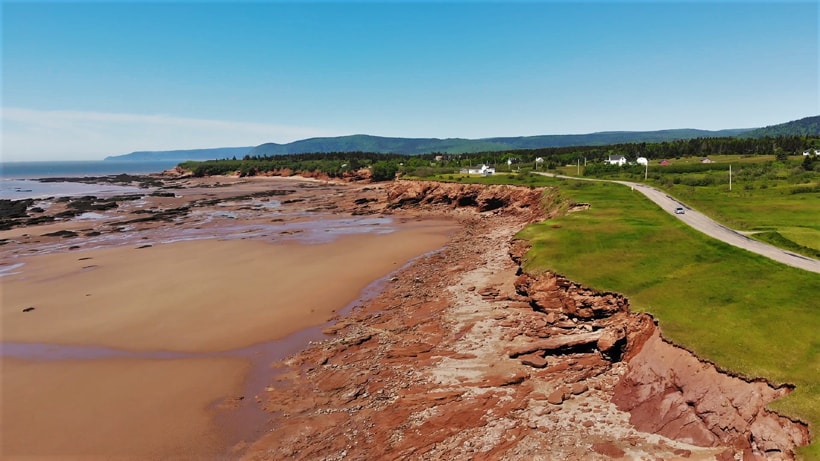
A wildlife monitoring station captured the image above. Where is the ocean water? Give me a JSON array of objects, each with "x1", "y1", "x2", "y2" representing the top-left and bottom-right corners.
[
  {"x1": 0, "y1": 160, "x2": 178, "y2": 199},
  {"x1": 1, "y1": 160, "x2": 179, "y2": 179}
]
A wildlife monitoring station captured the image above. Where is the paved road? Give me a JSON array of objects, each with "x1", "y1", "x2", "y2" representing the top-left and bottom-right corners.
[{"x1": 536, "y1": 173, "x2": 820, "y2": 274}]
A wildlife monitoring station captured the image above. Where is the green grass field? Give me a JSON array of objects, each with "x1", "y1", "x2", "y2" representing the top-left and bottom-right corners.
[
  {"x1": 425, "y1": 172, "x2": 820, "y2": 459},
  {"x1": 556, "y1": 155, "x2": 820, "y2": 258}
]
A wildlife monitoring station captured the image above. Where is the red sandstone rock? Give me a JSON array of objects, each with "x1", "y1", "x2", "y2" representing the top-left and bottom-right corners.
[
  {"x1": 385, "y1": 181, "x2": 546, "y2": 221},
  {"x1": 592, "y1": 441, "x2": 625, "y2": 458},
  {"x1": 478, "y1": 371, "x2": 529, "y2": 388},
  {"x1": 596, "y1": 327, "x2": 623, "y2": 349},
  {"x1": 570, "y1": 383, "x2": 589, "y2": 395},
  {"x1": 543, "y1": 311, "x2": 559, "y2": 325},
  {"x1": 507, "y1": 330, "x2": 603, "y2": 357},
  {"x1": 547, "y1": 388, "x2": 566, "y2": 405},
  {"x1": 386, "y1": 342, "x2": 434, "y2": 358},
  {"x1": 612, "y1": 330, "x2": 809, "y2": 457},
  {"x1": 519, "y1": 352, "x2": 548, "y2": 369}
]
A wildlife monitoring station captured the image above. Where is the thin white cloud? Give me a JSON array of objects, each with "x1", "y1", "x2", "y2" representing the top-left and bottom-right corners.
[{"x1": 1, "y1": 107, "x2": 338, "y2": 161}]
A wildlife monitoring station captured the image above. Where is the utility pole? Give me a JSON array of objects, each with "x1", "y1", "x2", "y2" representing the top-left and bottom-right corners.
[
  {"x1": 644, "y1": 161, "x2": 648, "y2": 181},
  {"x1": 577, "y1": 158, "x2": 580, "y2": 175},
  {"x1": 729, "y1": 164, "x2": 732, "y2": 191}
]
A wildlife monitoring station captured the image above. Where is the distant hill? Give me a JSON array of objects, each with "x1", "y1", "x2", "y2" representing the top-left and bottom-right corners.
[
  {"x1": 106, "y1": 118, "x2": 820, "y2": 161},
  {"x1": 740, "y1": 115, "x2": 820, "y2": 138},
  {"x1": 475, "y1": 128, "x2": 752, "y2": 150},
  {"x1": 248, "y1": 129, "x2": 752, "y2": 157},
  {"x1": 250, "y1": 134, "x2": 508, "y2": 156},
  {"x1": 105, "y1": 146, "x2": 252, "y2": 162}
]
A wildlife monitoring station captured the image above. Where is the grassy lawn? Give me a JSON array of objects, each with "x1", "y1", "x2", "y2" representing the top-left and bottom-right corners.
[{"x1": 425, "y1": 172, "x2": 820, "y2": 459}]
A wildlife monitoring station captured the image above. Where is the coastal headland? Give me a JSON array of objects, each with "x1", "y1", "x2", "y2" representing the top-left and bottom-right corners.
[{"x1": 0, "y1": 173, "x2": 809, "y2": 459}]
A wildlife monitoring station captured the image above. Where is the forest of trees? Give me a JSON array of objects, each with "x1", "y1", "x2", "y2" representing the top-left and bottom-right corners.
[{"x1": 740, "y1": 115, "x2": 820, "y2": 138}]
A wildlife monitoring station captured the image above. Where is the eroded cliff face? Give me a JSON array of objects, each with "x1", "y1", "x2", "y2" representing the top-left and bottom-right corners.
[
  {"x1": 611, "y1": 330, "x2": 809, "y2": 459},
  {"x1": 385, "y1": 180, "x2": 549, "y2": 221},
  {"x1": 512, "y1": 268, "x2": 809, "y2": 460}
]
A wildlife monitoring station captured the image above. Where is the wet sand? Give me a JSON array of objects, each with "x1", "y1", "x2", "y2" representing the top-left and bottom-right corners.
[
  {"x1": 2, "y1": 224, "x2": 455, "y2": 352},
  {"x1": 0, "y1": 176, "x2": 458, "y2": 459},
  {"x1": 2, "y1": 357, "x2": 249, "y2": 460}
]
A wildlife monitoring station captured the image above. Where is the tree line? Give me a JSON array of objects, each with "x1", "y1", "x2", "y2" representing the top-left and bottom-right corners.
[
  {"x1": 417, "y1": 135, "x2": 820, "y2": 169},
  {"x1": 179, "y1": 151, "x2": 407, "y2": 181}
]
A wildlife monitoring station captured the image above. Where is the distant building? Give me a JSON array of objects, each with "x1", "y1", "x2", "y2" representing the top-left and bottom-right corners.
[
  {"x1": 701, "y1": 158, "x2": 714, "y2": 164},
  {"x1": 803, "y1": 149, "x2": 819, "y2": 156},
  {"x1": 636, "y1": 157, "x2": 648, "y2": 166},
  {"x1": 460, "y1": 164, "x2": 496, "y2": 175},
  {"x1": 659, "y1": 159, "x2": 670, "y2": 166},
  {"x1": 607, "y1": 155, "x2": 627, "y2": 166}
]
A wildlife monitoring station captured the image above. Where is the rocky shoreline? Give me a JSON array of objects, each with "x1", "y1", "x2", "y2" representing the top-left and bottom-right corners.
[
  {"x1": 1, "y1": 174, "x2": 809, "y2": 459},
  {"x1": 239, "y1": 180, "x2": 809, "y2": 460}
]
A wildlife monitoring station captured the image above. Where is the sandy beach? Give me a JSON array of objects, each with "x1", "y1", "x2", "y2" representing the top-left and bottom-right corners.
[{"x1": 1, "y1": 175, "x2": 456, "y2": 459}]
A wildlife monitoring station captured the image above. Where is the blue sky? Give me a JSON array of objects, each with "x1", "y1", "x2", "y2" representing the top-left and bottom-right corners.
[{"x1": 2, "y1": 1, "x2": 818, "y2": 161}]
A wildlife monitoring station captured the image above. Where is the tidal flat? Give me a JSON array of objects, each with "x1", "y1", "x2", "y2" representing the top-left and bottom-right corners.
[{"x1": 1, "y1": 175, "x2": 456, "y2": 459}]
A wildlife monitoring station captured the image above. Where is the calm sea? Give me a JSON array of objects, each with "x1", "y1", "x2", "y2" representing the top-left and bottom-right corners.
[{"x1": 0, "y1": 160, "x2": 179, "y2": 200}]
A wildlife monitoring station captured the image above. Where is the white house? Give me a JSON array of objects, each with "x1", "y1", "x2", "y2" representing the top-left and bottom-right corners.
[
  {"x1": 803, "y1": 149, "x2": 819, "y2": 156},
  {"x1": 607, "y1": 155, "x2": 627, "y2": 166},
  {"x1": 636, "y1": 157, "x2": 648, "y2": 166},
  {"x1": 460, "y1": 164, "x2": 496, "y2": 175}
]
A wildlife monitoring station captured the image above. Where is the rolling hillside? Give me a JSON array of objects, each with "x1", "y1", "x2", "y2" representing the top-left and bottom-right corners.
[
  {"x1": 247, "y1": 128, "x2": 752, "y2": 157},
  {"x1": 740, "y1": 115, "x2": 820, "y2": 138}
]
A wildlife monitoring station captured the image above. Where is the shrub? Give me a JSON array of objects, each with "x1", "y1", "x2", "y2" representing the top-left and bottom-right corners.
[{"x1": 371, "y1": 161, "x2": 398, "y2": 181}]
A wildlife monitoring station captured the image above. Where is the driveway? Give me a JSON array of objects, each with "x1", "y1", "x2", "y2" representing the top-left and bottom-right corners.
[{"x1": 536, "y1": 173, "x2": 820, "y2": 274}]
